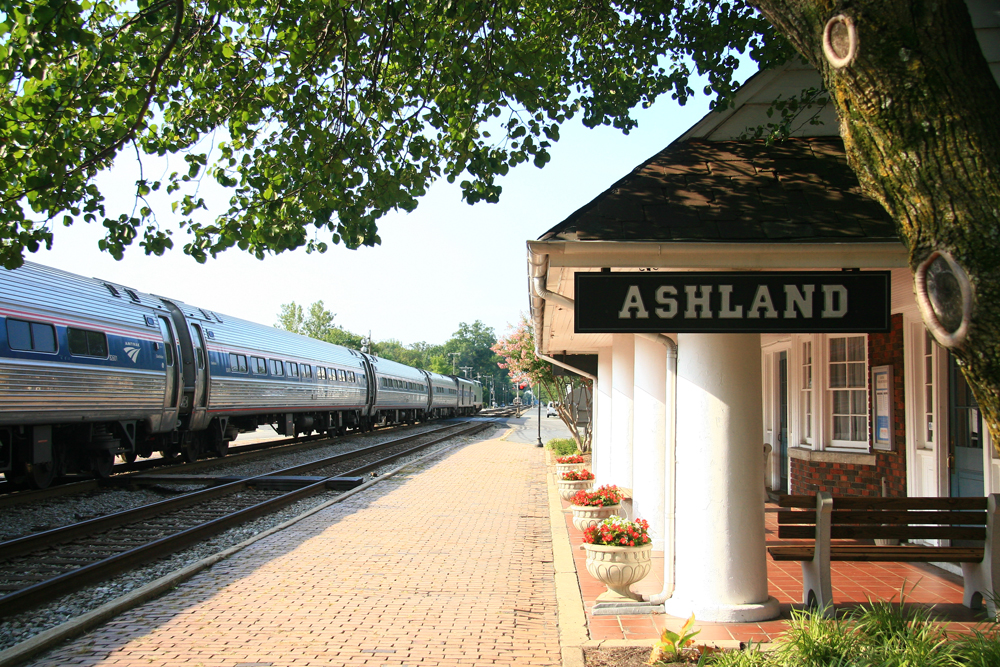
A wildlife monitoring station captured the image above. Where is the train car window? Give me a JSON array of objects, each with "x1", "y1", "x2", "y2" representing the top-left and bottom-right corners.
[
  {"x1": 190, "y1": 324, "x2": 206, "y2": 369},
  {"x1": 317, "y1": 367, "x2": 326, "y2": 380},
  {"x1": 67, "y1": 327, "x2": 108, "y2": 357},
  {"x1": 6, "y1": 319, "x2": 57, "y2": 353},
  {"x1": 288, "y1": 363, "x2": 299, "y2": 378},
  {"x1": 158, "y1": 319, "x2": 175, "y2": 366},
  {"x1": 360, "y1": 373, "x2": 366, "y2": 386},
  {"x1": 270, "y1": 359, "x2": 284, "y2": 376},
  {"x1": 349, "y1": 371, "x2": 356, "y2": 383},
  {"x1": 340, "y1": 369, "x2": 348, "y2": 382},
  {"x1": 302, "y1": 365, "x2": 312, "y2": 379},
  {"x1": 327, "y1": 367, "x2": 334, "y2": 381},
  {"x1": 251, "y1": 356, "x2": 266, "y2": 374},
  {"x1": 229, "y1": 353, "x2": 248, "y2": 373}
]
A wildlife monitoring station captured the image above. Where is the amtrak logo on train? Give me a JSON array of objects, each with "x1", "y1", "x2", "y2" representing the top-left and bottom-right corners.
[{"x1": 123, "y1": 342, "x2": 141, "y2": 363}]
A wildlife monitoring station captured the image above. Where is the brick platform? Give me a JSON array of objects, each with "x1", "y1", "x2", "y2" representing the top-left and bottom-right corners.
[{"x1": 23, "y1": 434, "x2": 562, "y2": 667}]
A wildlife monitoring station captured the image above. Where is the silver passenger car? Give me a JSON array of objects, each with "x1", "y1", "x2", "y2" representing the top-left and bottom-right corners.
[
  {"x1": 367, "y1": 355, "x2": 429, "y2": 424},
  {"x1": 424, "y1": 369, "x2": 459, "y2": 417},
  {"x1": 0, "y1": 262, "x2": 175, "y2": 486}
]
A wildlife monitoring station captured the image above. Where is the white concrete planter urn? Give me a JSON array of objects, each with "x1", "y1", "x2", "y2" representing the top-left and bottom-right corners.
[
  {"x1": 557, "y1": 470, "x2": 594, "y2": 501},
  {"x1": 555, "y1": 461, "x2": 587, "y2": 476},
  {"x1": 581, "y1": 516, "x2": 653, "y2": 601},
  {"x1": 568, "y1": 485, "x2": 625, "y2": 531},
  {"x1": 570, "y1": 504, "x2": 620, "y2": 532},
  {"x1": 582, "y1": 543, "x2": 653, "y2": 601}
]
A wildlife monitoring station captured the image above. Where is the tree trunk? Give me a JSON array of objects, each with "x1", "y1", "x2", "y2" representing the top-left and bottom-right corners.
[{"x1": 752, "y1": 0, "x2": 1000, "y2": 456}]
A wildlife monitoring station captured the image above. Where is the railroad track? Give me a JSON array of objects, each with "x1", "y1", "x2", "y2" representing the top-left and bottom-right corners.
[
  {"x1": 0, "y1": 420, "x2": 430, "y2": 507},
  {"x1": 0, "y1": 419, "x2": 495, "y2": 617}
]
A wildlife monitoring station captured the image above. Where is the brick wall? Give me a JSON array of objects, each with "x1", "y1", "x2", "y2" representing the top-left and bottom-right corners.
[{"x1": 789, "y1": 314, "x2": 908, "y2": 498}]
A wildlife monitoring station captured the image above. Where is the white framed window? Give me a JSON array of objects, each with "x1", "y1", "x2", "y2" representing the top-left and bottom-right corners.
[
  {"x1": 801, "y1": 340, "x2": 813, "y2": 445},
  {"x1": 829, "y1": 335, "x2": 868, "y2": 448}
]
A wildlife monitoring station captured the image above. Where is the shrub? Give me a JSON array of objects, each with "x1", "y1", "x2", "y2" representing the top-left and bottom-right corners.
[
  {"x1": 556, "y1": 454, "x2": 585, "y2": 464},
  {"x1": 696, "y1": 596, "x2": 1000, "y2": 666},
  {"x1": 545, "y1": 438, "x2": 578, "y2": 456},
  {"x1": 561, "y1": 468, "x2": 594, "y2": 481}
]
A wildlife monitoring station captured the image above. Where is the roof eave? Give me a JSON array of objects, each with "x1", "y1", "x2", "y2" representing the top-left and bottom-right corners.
[{"x1": 528, "y1": 239, "x2": 909, "y2": 271}]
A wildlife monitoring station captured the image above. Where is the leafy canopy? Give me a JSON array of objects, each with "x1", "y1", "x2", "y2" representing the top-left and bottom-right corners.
[{"x1": 1, "y1": 0, "x2": 789, "y2": 268}]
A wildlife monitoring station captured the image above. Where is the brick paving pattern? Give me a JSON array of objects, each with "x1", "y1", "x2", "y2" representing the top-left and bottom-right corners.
[{"x1": 27, "y1": 436, "x2": 561, "y2": 666}]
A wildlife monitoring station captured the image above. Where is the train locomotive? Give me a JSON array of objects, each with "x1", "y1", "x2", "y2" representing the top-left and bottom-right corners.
[{"x1": 0, "y1": 262, "x2": 483, "y2": 488}]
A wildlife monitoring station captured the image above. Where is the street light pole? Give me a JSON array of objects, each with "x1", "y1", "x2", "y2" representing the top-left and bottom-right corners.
[{"x1": 536, "y1": 384, "x2": 543, "y2": 447}]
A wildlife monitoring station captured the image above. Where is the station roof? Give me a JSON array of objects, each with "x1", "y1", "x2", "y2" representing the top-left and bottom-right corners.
[{"x1": 538, "y1": 137, "x2": 899, "y2": 245}]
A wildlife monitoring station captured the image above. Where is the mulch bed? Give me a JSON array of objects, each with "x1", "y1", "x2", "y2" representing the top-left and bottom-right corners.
[
  {"x1": 583, "y1": 646, "x2": 654, "y2": 666},
  {"x1": 584, "y1": 645, "x2": 734, "y2": 666}
]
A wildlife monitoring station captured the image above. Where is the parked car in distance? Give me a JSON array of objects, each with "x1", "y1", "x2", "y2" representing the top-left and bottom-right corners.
[{"x1": 546, "y1": 402, "x2": 558, "y2": 418}]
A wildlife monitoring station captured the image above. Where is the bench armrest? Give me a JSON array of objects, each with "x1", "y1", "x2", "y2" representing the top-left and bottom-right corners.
[{"x1": 801, "y1": 491, "x2": 833, "y2": 612}]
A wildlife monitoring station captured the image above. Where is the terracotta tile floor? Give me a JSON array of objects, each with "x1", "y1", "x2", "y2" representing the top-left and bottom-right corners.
[{"x1": 565, "y1": 499, "x2": 996, "y2": 644}]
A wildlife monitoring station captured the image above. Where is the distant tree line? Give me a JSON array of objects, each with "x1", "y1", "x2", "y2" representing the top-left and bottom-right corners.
[{"x1": 276, "y1": 301, "x2": 512, "y2": 403}]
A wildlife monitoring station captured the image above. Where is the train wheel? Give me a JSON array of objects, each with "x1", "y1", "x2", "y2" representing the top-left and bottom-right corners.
[
  {"x1": 91, "y1": 451, "x2": 114, "y2": 479},
  {"x1": 123, "y1": 451, "x2": 138, "y2": 464},
  {"x1": 181, "y1": 441, "x2": 199, "y2": 463},
  {"x1": 213, "y1": 438, "x2": 229, "y2": 458},
  {"x1": 30, "y1": 462, "x2": 57, "y2": 489}
]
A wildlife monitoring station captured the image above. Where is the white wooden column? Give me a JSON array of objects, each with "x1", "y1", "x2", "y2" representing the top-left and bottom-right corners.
[
  {"x1": 610, "y1": 336, "x2": 635, "y2": 498},
  {"x1": 593, "y1": 347, "x2": 614, "y2": 482},
  {"x1": 662, "y1": 333, "x2": 779, "y2": 622},
  {"x1": 633, "y1": 335, "x2": 667, "y2": 550}
]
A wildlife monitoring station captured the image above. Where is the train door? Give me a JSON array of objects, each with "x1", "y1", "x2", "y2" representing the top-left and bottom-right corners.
[
  {"x1": 360, "y1": 353, "x2": 377, "y2": 419},
  {"x1": 187, "y1": 322, "x2": 211, "y2": 430},
  {"x1": 157, "y1": 316, "x2": 181, "y2": 432}
]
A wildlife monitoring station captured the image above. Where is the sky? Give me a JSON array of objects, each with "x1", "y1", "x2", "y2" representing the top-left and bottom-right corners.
[{"x1": 29, "y1": 71, "x2": 752, "y2": 346}]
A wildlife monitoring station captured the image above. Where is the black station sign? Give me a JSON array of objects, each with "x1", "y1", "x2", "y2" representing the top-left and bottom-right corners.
[{"x1": 574, "y1": 271, "x2": 891, "y2": 334}]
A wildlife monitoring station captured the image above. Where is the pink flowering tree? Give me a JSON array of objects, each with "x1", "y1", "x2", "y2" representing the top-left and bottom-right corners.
[{"x1": 492, "y1": 314, "x2": 592, "y2": 452}]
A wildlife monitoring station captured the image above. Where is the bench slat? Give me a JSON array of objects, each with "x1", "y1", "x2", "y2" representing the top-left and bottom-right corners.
[
  {"x1": 834, "y1": 497, "x2": 986, "y2": 510},
  {"x1": 777, "y1": 510, "x2": 987, "y2": 526},
  {"x1": 779, "y1": 525, "x2": 986, "y2": 541},
  {"x1": 768, "y1": 545, "x2": 985, "y2": 563},
  {"x1": 778, "y1": 495, "x2": 816, "y2": 508},
  {"x1": 776, "y1": 495, "x2": 986, "y2": 510}
]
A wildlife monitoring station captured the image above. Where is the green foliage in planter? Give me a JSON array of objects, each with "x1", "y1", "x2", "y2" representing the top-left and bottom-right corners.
[{"x1": 546, "y1": 438, "x2": 579, "y2": 456}]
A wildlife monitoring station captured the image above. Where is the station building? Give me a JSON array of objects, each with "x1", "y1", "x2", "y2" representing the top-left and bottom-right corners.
[{"x1": 527, "y1": 5, "x2": 1000, "y2": 623}]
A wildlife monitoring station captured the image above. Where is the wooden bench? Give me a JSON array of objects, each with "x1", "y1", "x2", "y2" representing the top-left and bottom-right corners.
[{"x1": 768, "y1": 492, "x2": 999, "y2": 615}]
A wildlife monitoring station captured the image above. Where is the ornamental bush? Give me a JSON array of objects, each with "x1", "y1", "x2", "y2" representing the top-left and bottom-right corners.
[
  {"x1": 561, "y1": 468, "x2": 595, "y2": 481},
  {"x1": 546, "y1": 438, "x2": 578, "y2": 456},
  {"x1": 583, "y1": 516, "x2": 651, "y2": 547},
  {"x1": 556, "y1": 454, "x2": 586, "y2": 464},
  {"x1": 572, "y1": 485, "x2": 624, "y2": 507}
]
